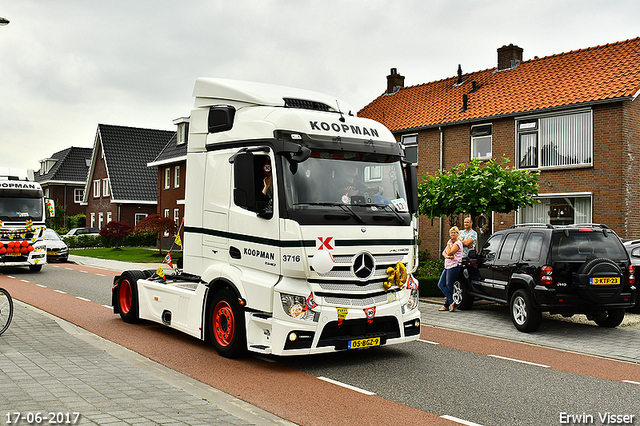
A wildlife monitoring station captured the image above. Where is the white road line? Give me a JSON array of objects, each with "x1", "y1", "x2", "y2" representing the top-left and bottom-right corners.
[
  {"x1": 96, "y1": 273, "x2": 105, "y2": 277},
  {"x1": 20, "y1": 279, "x2": 30, "y2": 283},
  {"x1": 54, "y1": 289, "x2": 67, "y2": 294},
  {"x1": 76, "y1": 296, "x2": 91, "y2": 302},
  {"x1": 488, "y1": 354, "x2": 550, "y2": 368},
  {"x1": 623, "y1": 380, "x2": 640, "y2": 385},
  {"x1": 441, "y1": 415, "x2": 485, "y2": 426},
  {"x1": 79, "y1": 270, "x2": 88, "y2": 273},
  {"x1": 317, "y1": 377, "x2": 376, "y2": 395},
  {"x1": 418, "y1": 339, "x2": 440, "y2": 345},
  {"x1": 7, "y1": 276, "x2": 16, "y2": 279},
  {"x1": 36, "y1": 284, "x2": 47, "y2": 288},
  {"x1": 102, "y1": 304, "x2": 112, "y2": 309}
]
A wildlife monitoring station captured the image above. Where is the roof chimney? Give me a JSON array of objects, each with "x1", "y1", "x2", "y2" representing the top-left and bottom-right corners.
[
  {"x1": 497, "y1": 44, "x2": 523, "y2": 71},
  {"x1": 386, "y1": 68, "x2": 405, "y2": 94}
]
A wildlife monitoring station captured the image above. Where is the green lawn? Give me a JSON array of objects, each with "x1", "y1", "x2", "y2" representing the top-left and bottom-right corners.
[{"x1": 70, "y1": 247, "x2": 182, "y2": 263}]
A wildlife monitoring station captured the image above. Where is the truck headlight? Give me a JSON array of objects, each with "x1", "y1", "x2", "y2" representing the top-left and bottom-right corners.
[
  {"x1": 403, "y1": 288, "x2": 420, "y2": 314},
  {"x1": 280, "y1": 293, "x2": 317, "y2": 322}
]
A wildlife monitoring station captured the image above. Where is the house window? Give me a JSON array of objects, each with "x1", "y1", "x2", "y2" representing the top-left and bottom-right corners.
[
  {"x1": 174, "y1": 166, "x2": 180, "y2": 188},
  {"x1": 173, "y1": 208, "x2": 180, "y2": 226},
  {"x1": 135, "y1": 213, "x2": 148, "y2": 225},
  {"x1": 98, "y1": 212, "x2": 104, "y2": 230},
  {"x1": 93, "y1": 180, "x2": 100, "y2": 198},
  {"x1": 471, "y1": 124, "x2": 492, "y2": 160},
  {"x1": 518, "y1": 111, "x2": 592, "y2": 169},
  {"x1": 164, "y1": 168, "x2": 171, "y2": 189},
  {"x1": 163, "y1": 209, "x2": 170, "y2": 237},
  {"x1": 177, "y1": 122, "x2": 188, "y2": 145},
  {"x1": 107, "y1": 212, "x2": 112, "y2": 224},
  {"x1": 401, "y1": 134, "x2": 418, "y2": 164},
  {"x1": 102, "y1": 178, "x2": 110, "y2": 197},
  {"x1": 90, "y1": 213, "x2": 96, "y2": 228},
  {"x1": 518, "y1": 194, "x2": 592, "y2": 226},
  {"x1": 74, "y1": 189, "x2": 84, "y2": 203}
]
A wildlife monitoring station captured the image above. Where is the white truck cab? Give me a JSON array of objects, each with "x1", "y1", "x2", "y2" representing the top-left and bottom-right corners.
[
  {"x1": 113, "y1": 78, "x2": 421, "y2": 357},
  {"x1": 0, "y1": 167, "x2": 53, "y2": 271}
]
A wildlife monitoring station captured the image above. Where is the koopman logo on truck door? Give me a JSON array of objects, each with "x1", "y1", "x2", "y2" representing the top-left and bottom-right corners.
[{"x1": 309, "y1": 121, "x2": 380, "y2": 138}]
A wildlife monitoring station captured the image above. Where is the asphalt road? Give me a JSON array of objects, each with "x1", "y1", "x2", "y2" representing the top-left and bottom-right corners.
[{"x1": 1, "y1": 262, "x2": 639, "y2": 426}]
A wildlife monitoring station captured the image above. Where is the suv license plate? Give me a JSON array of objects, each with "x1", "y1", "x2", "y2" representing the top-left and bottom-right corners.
[
  {"x1": 348, "y1": 337, "x2": 381, "y2": 349},
  {"x1": 590, "y1": 277, "x2": 620, "y2": 286}
]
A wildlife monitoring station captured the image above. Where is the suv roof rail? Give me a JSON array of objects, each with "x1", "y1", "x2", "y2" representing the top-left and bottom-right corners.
[
  {"x1": 508, "y1": 223, "x2": 553, "y2": 229},
  {"x1": 565, "y1": 223, "x2": 611, "y2": 229}
]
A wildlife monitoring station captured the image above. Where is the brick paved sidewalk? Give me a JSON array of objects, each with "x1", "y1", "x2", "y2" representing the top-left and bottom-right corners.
[{"x1": 0, "y1": 301, "x2": 293, "y2": 426}]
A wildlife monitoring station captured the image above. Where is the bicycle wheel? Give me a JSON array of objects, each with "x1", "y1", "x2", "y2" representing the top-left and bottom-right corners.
[{"x1": 0, "y1": 288, "x2": 13, "y2": 336}]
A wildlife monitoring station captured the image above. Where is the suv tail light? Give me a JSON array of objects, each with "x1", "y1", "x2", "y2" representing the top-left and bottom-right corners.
[
  {"x1": 629, "y1": 264, "x2": 635, "y2": 286},
  {"x1": 541, "y1": 265, "x2": 553, "y2": 286}
]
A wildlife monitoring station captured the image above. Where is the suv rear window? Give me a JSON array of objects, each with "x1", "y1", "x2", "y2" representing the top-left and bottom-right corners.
[{"x1": 551, "y1": 231, "x2": 627, "y2": 261}]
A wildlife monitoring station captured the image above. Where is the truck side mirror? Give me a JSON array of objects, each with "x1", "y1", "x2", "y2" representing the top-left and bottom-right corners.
[
  {"x1": 233, "y1": 153, "x2": 256, "y2": 210},
  {"x1": 403, "y1": 163, "x2": 419, "y2": 215}
]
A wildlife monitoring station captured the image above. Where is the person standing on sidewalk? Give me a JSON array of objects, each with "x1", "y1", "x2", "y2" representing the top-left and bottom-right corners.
[
  {"x1": 437, "y1": 226, "x2": 464, "y2": 312},
  {"x1": 459, "y1": 216, "x2": 478, "y2": 259}
]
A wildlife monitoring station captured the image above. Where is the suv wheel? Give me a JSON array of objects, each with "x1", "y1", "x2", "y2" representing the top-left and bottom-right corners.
[
  {"x1": 452, "y1": 279, "x2": 473, "y2": 310},
  {"x1": 510, "y1": 289, "x2": 542, "y2": 332},
  {"x1": 593, "y1": 308, "x2": 625, "y2": 328}
]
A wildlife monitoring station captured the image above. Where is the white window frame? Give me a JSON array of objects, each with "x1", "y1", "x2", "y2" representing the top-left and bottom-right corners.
[
  {"x1": 517, "y1": 110, "x2": 593, "y2": 170},
  {"x1": 164, "y1": 168, "x2": 171, "y2": 189},
  {"x1": 471, "y1": 124, "x2": 492, "y2": 160},
  {"x1": 107, "y1": 212, "x2": 112, "y2": 224},
  {"x1": 163, "y1": 209, "x2": 170, "y2": 237},
  {"x1": 517, "y1": 193, "x2": 593, "y2": 225},
  {"x1": 74, "y1": 188, "x2": 84, "y2": 204},
  {"x1": 177, "y1": 123, "x2": 188, "y2": 145},
  {"x1": 173, "y1": 208, "x2": 180, "y2": 226},
  {"x1": 102, "y1": 178, "x2": 110, "y2": 197},
  {"x1": 93, "y1": 180, "x2": 100, "y2": 198},
  {"x1": 401, "y1": 134, "x2": 418, "y2": 164},
  {"x1": 174, "y1": 166, "x2": 180, "y2": 188},
  {"x1": 90, "y1": 212, "x2": 96, "y2": 228},
  {"x1": 135, "y1": 213, "x2": 148, "y2": 225},
  {"x1": 98, "y1": 212, "x2": 104, "y2": 230}
]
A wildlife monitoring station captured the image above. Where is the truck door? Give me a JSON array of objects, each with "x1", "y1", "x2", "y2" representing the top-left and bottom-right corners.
[{"x1": 228, "y1": 151, "x2": 281, "y2": 277}]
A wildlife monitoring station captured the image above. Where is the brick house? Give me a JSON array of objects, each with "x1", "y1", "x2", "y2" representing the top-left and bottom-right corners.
[
  {"x1": 147, "y1": 117, "x2": 188, "y2": 249},
  {"x1": 34, "y1": 147, "x2": 92, "y2": 227},
  {"x1": 358, "y1": 38, "x2": 640, "y2": 258},
  {"x1": 83, "y1": 124, "x2": 175, "y2": 230}
]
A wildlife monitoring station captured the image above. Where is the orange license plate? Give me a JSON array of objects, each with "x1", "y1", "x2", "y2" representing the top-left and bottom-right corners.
[{"x1": 590, "y1": 277, "x2": 620, "y2": 286}]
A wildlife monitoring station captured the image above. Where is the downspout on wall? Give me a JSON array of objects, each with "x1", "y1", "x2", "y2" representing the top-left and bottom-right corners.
[{"x1": 438, "y1": 126, "x2": 443, "y2": 256}]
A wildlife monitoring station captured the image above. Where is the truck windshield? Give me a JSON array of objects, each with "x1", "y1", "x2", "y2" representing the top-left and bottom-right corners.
[
  {"x1": 281, "y1": 151, "x2": 410, "y2": 225},
  {"x1": 0, "y1": 197, "x2": 43, "y2": 222}
]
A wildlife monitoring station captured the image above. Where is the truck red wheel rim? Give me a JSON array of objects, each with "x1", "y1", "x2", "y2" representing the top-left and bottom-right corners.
[
  {"x1": 213, "y1": 300, "x2": 235, "y2": 346},
  {"x1": 119, "y1": 280, "x2": 132, "y2": 314}
]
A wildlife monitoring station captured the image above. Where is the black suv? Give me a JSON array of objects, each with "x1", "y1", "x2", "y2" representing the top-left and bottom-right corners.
[{"x1": 452, "y1": 224, "x2": 637, "y2": 332}]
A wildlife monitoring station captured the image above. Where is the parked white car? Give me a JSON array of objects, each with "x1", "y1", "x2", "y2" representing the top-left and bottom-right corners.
[
  {"x1": 44, "y1": 229, "x2": 69, "y2": 263},
  {"x1": 62, "y1": 227, "x2": 100, "y2": 238}
]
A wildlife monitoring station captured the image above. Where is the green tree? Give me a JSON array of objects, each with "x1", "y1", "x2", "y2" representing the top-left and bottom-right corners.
[
  {"x1": 100, "y1": 221, "x2": 133, "y2": 249},
  {"x1": 417, "y1": 157, "x2": 540, "y2": 219}
]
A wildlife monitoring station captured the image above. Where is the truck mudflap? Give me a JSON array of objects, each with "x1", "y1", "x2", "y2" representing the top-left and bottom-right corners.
[{"x1": 112, "y1": 275, "x2": 121, "y2": 314}]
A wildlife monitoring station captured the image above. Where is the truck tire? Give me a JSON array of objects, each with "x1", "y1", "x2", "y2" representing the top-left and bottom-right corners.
[
  {"x1": 116, "y1": 270, "x2": 146, "y2": 324},
  {"x1": 510, "y1": 289, "x2": 542, "y2": 332},
  {"x1": 452, "y1": 278, "x2": 473, "y2": 310},
  {"x1": 593, "y1": 308, "x2": 625, "y2": 328},
  {"x1": 208, "y1": 288, "x2": 246, "y2": 358}
]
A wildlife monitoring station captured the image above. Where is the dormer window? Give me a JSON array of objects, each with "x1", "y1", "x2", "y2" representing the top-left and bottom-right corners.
[
  {"x1": 174, "y1": 117, "x2": 189, "y2": 146},
  {"x1": 39, "y1": 158, "x2": 58, "y2": 175}
]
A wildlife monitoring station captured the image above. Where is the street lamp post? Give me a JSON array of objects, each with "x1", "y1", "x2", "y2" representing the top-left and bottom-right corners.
[{"x1": 0, "y1": 17, "x2": 9, "y2": 26}]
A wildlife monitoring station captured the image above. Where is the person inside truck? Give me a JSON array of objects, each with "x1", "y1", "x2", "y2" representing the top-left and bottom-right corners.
[{"x1": 256, "y1": 158, "x2": 273, "y2": 218}]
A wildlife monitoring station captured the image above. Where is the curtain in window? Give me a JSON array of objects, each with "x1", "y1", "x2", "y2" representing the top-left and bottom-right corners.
[
  {"x1": 519, "y1": 133, "x2": 537, "y2": 168},
  {"x1": 573, "y1": 197, "x2": 591, "y2": 223},
  {"x1": 540, "y1": 113, "x2": 592, "y2": 167}
]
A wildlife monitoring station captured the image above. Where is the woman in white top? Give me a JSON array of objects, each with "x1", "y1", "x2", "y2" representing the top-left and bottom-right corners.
[{"x1": 437, "y1": 226, "x2": 464, "y2": 312}]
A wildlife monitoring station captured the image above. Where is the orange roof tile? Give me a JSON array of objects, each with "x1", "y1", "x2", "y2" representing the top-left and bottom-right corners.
[{"x1": 358, "y1": 38, "x2": 640, "y2": 132}]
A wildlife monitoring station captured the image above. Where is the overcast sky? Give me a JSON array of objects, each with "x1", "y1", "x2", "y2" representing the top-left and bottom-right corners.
[{"x1": 1, "y1": 0, "x2": 640, "y2": 171}]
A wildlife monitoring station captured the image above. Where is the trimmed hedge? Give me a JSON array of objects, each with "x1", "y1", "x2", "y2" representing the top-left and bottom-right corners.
[{"x1": 63, "y1": 233, "x2": 156, "y2": 249}]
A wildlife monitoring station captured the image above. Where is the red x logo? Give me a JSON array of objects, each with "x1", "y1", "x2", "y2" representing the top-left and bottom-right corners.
[{"x1": 317, "y1": 236, "x2": 334, "y2": 250}]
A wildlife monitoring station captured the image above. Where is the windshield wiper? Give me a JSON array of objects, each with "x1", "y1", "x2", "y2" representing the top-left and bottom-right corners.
[{"x1": 293, "y1": 202, "x2": 366, "y2": 224}]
